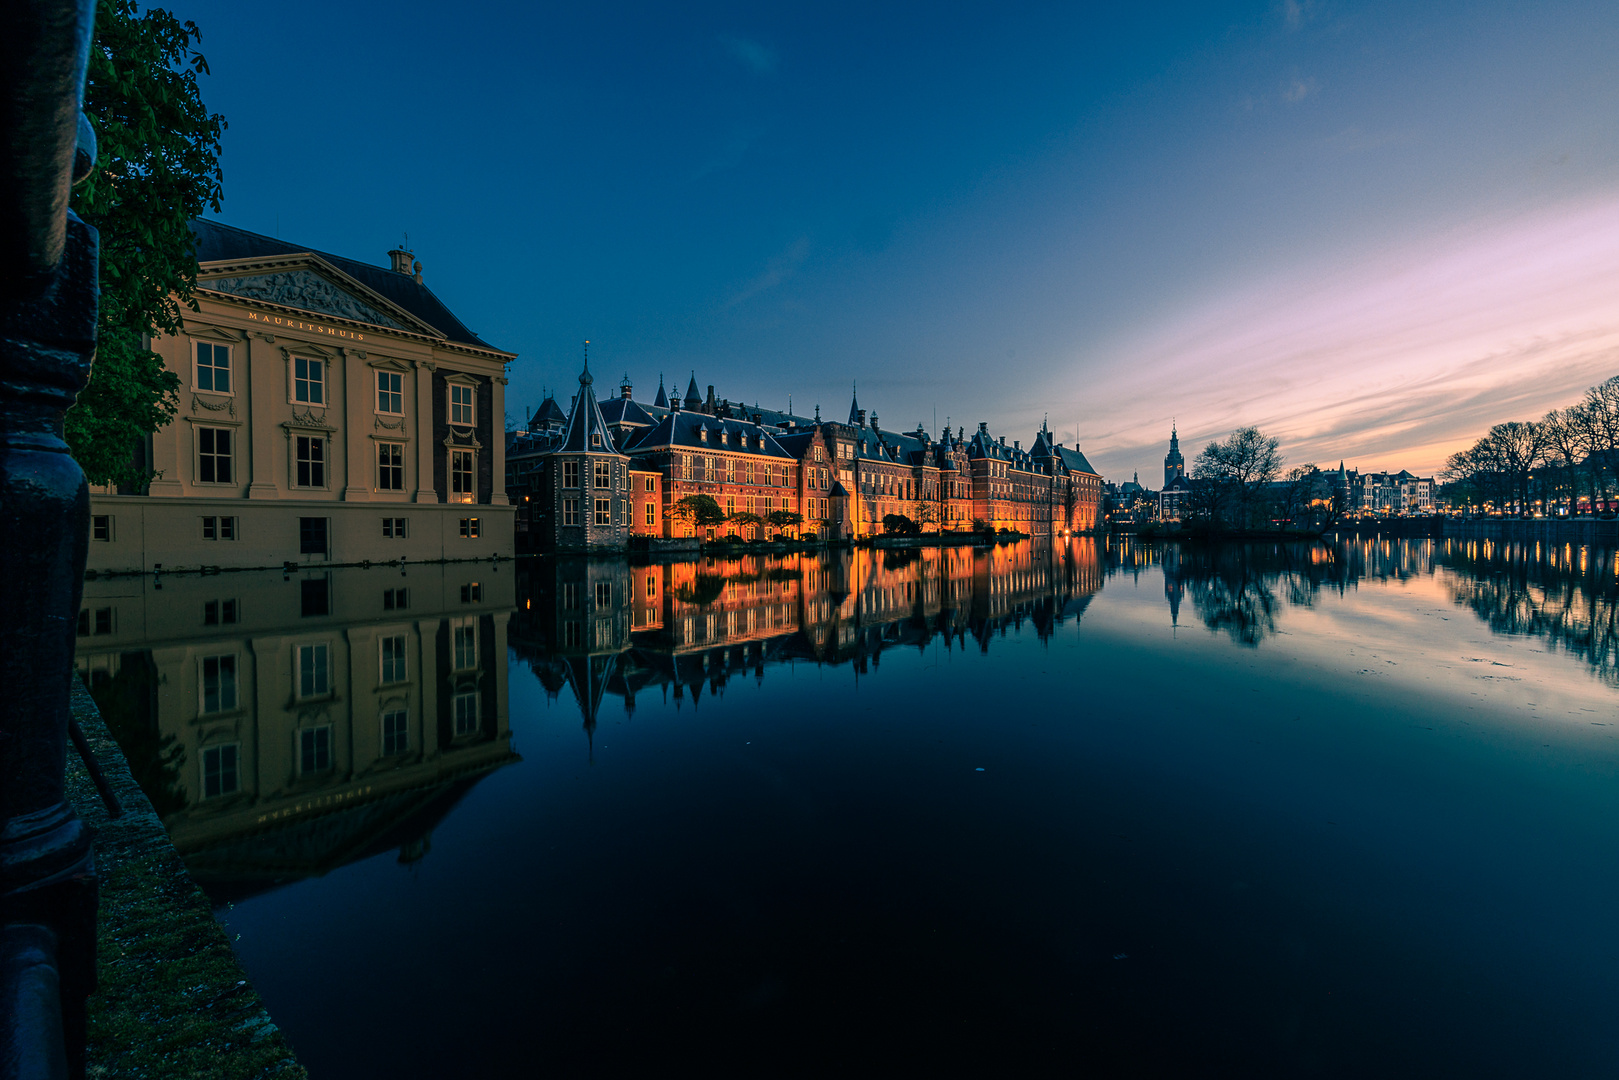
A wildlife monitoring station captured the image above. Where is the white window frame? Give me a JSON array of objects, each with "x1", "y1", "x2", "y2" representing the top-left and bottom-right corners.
[
  {"x1": 448, "y1": 380, "x2": 477, "y2": 427},
  {"x1": 201, "y1": 743, "x2": 241, "y2": 799},
  {"x1": 452, "y1": 687, "x2": 480, "y2": 736},
  {"x1": 298, "y1": 724, "x2": 334, "y2": 775},
  {"x1": 450, "y1": 448, "x2": 475, "y2": 503},
  {"x1": 377, "y1": 441, "x2": 406, "y2": 491},
  {"x1": 295, "y1": 434, "x2": 327, "y2": 489},
  {"x1": 195, "y1": 340, "x2": 233, "y2": 395},
  {"x1": 376, "y1": 369, "x2": 404, "y2": 415},
  {"x1": 451, "y1": 616, "x2": 478, "y2": 671},
  {"x1": 380, "y1": 633, "x2": 408, "y2": 685},
  {"x1": 196, "y1": 425, "x2": 235, "y2": 485},
  {"x1": 198, "y1": 653, "x2": 239, "y2": 715},
  {"x1": 292, "y1": 354, "x2": 326, "y2": 405},
  {"x1": 381, "y1": 708, "x2": 410, "y2": 756},
  {"x1": 295, "y1": 641, "x2": 331, "y2": 700}
]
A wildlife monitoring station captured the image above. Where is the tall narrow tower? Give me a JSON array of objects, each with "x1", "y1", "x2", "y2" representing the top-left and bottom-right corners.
[{"x1": 1164, "y1": 423, "x2": 1185, "y2": 486}]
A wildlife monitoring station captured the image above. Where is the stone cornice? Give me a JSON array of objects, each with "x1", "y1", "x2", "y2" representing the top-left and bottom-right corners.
[{"x1": 188, "y1": 286, "x2": 517, "y2": 365}]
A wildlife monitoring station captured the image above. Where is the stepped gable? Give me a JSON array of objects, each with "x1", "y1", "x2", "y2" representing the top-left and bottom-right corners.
[{"x1": 190, "y1": 219, "x2": 503, "y2": 351}]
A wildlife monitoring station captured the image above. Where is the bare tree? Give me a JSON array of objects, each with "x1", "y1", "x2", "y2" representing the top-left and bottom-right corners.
[
  {"x1": 1487, "y1": 421, "x2": 1550, "y2": 515},
  {"x1": 1192, "y1": 427, "x2": 1284, "y2": 529},
  {"x1": 1543, "y1": 406, "x2": 1598, "y2": 514}
]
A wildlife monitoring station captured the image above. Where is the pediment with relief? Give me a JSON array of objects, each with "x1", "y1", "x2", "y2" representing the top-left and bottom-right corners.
[{"x1": 202, "y1": 269, "x2": 409, "y2": 330}]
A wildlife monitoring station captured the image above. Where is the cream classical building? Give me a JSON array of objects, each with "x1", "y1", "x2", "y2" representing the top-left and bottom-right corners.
[{"x1": 87, "y1": 220, "x2": 516, "y2": 573}]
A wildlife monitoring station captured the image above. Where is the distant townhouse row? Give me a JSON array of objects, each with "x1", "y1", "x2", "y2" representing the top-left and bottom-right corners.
[{"x1": 506, "y1": 368, "x2": 1104, "y2": 551}]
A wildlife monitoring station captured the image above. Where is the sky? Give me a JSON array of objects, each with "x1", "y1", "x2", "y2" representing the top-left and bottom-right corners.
[{"x1": 170, "y1": 0, "x2": 1619, "y2": 480}]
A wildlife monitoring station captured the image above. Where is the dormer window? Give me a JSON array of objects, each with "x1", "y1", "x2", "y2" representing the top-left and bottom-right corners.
[
  {"x1": 698, "y1": 428, "x2": 707, "y2": 442},
  {"x1": 591, "y1": 432, "x2": 602, "y2": 447}
]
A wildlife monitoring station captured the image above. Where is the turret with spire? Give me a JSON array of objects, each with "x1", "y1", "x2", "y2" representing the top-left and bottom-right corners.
[
  {"x1": 1164, "y1": 422, "x2": 1185, "y2": 486},
  {"x1": 683, "y1": 372, "x2": 702, "y2": 411},
  {"x1": 653, "y1": 374, "x2": 668, "y2": 409}
]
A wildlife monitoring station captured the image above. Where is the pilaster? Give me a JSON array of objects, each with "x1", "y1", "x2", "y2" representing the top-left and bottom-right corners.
[
  {"x1": 148, "y1": 344, "x2": 185, "y2": 495},
  {"x1": 246, "y1": 332, "x2": 280, "y2": 499},
  {"x1": 341, "y1": 347, "x2": 370, "y2": 501},
  {"x1": 412, "y1": 360, "x2": 438, "y2": 504},
  {"x1": 491, "y1": 373, "x2": 510, "y2": 506}
]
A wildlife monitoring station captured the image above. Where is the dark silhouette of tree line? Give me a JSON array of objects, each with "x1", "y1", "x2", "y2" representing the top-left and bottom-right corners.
[{"x1": 1443, "y1": 376, "x2": 1619, "y2": 515}]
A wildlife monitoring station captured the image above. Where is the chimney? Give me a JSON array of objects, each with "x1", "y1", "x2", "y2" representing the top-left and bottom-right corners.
[
  {"x1": 706, "y1": 384, "x2": 717, "y2": 414},
  {"x1": 1014, "y1": 440, "x2": 1020, "y2": 451},
  {"x1": 857, "y1": 409, "x2": 867, "y2": 428},
  {"x1": 999, "y1": 435, "x2": 1006, "y2": 446},
  {"x1": 388, "y1": 247, "x2": 413, "y2": 274},
  {"x1": 978, "y1": 422, "x2": 989, "y2": 435}
]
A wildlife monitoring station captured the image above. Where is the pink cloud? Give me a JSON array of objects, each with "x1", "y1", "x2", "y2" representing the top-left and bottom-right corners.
[{"x1": 1072, "y1": 195, "x2": 1619, "y2": 477}]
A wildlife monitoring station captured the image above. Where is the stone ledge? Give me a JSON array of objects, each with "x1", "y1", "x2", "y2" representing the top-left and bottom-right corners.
[{"x1": 66, "y1": 679, "x2": 307, "y2": 1079}]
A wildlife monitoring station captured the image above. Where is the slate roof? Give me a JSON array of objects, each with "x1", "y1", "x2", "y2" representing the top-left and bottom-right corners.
[
  {"x1": 190, "y1": 219, "x2": 504, "y2": 352},
  {"x1": 598, "y1": 396, "x2": 659, "y2": 429},
  {"x1": 1056, "y1": 446, "x2": 1098, "y2": 476},
  {"x1": 627, "y1": 410, "x2": 795, "y2": 458},
  {"x1": 528, "y1": 394, "x2": 567, "y2": 431},
  {"x1": 559, "y1": 362, "x2": 621, "y2": 454}
]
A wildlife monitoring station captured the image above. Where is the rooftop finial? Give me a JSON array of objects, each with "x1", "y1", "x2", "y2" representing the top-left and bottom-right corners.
[{"x1": 579, "y1": 340, "x2": 593, "y2": 386}]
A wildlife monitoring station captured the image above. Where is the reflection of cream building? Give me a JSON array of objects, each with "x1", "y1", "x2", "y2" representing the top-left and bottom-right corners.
[
  {"x1": 74, "y1": 564, "x2": 516, "y2": 891},
  {"x1": 87, "y1": 222, "x2": 515, "y2": 574}
]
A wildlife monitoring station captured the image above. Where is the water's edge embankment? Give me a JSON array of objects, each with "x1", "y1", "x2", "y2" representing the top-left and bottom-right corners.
[{"x1": 67, "y1": 679, "x2": 306, "y2": 1078}]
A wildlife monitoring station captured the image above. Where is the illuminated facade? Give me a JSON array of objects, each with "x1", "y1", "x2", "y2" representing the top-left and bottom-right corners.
[
  {"x1": 86, "y1": 221, "x2": 516, "y2": 573},
  {"x1": 510, "y1": 377, "x2": 1103, "y2": 547}
]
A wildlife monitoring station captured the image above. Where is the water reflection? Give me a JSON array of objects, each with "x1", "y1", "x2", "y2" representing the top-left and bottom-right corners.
[
  {"x1": 79, "y1": 535, "x2": 1619, "y2": 900},
  {"x1": 511, "y1": 539, "x2": 1106, "y2": 751},
  {"x1": 74, "y1": 565, "x2": 518, "y2": 899},
  {"x1": 1105, "y1": 534, "x2": 1619, "y2": 683},
  {"x1": 1438, "y1": 537, "x2": 1619, "y2": 685}
]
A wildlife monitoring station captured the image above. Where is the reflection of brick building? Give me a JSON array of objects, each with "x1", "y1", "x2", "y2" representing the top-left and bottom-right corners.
[
  {"x1": 510, "y1": 538, "x2": 1106, "y2": 738},
  {"x1": 509, "y1": 370, "x2": 1103, "y2": 549}
]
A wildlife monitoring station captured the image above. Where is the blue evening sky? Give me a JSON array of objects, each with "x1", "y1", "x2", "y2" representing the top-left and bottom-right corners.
[{"x1": 172, "y1": 0, "x2": 1619, "y2": 478}]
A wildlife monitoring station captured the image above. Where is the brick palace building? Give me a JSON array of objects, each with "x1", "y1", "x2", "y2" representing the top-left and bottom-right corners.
[{"x1": 509, "y1": 363, "x2": 1103, "y2": 552}]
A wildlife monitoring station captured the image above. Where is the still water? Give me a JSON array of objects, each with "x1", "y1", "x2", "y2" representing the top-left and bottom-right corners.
[{"x1": 78, "y1": 538, "x2": 1619, "y2": 1076}]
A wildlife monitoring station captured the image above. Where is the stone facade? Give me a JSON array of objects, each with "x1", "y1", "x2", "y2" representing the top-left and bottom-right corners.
[{"x1": 86, "y1": 221, "x2": 516, "y2": 573}]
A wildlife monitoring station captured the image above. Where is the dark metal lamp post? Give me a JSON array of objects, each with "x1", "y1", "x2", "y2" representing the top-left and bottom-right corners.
[{"x1": 0, "y1": 1, "x2": 103, "y2": 1077}]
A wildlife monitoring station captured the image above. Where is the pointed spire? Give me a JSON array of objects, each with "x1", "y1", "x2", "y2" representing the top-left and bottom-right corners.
[
  {"x1": 683, "y1": 370, "x2": 702, "y2": 409},
  {"x1": 848, "y1": 381, "x2": 861, "y2": 426},
  {"x1": 654, "y1": 373, "x2": 668, "y2": 409},
  {"x1": 561, "y1": 343, "x2": 615, "y2": 453}
]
